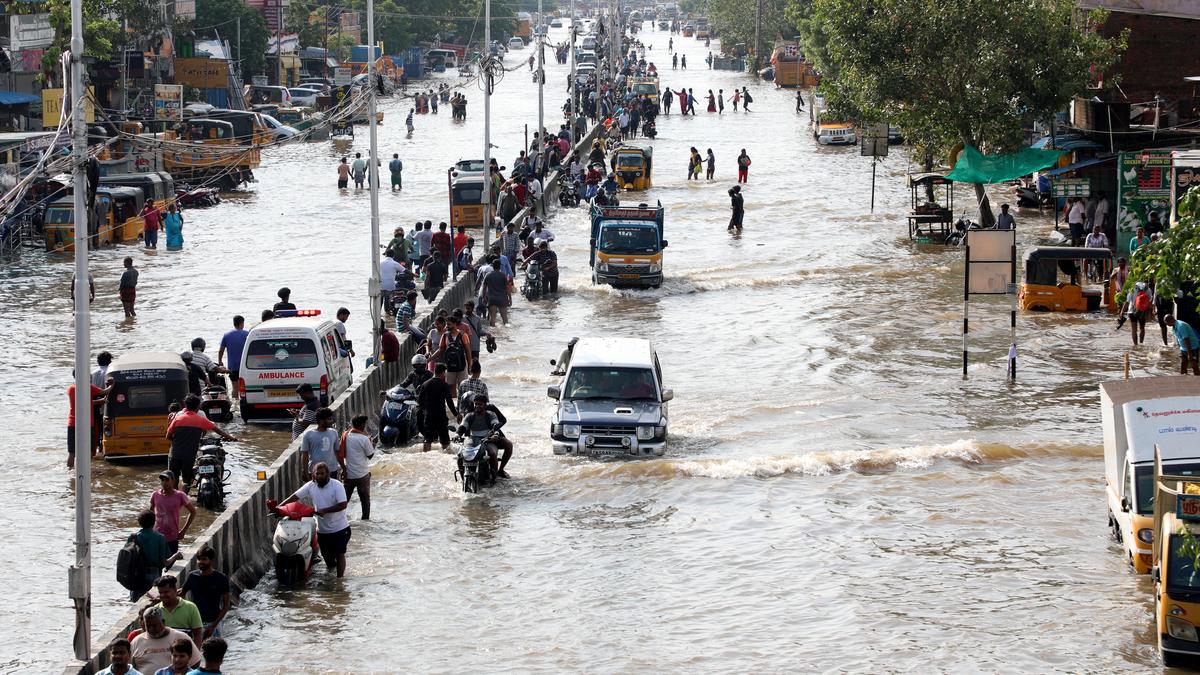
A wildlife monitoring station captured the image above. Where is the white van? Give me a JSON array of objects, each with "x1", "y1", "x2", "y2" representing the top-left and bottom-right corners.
[
  {"x1": 1100, "y1": 377, "x2": 1200, "y2": 574},
  {"x1": 548, "y1": 337, "x2": 672, "y2": 457},
  {"x1": 238, "y1": 311, "x2": 353, "y2": 424}
]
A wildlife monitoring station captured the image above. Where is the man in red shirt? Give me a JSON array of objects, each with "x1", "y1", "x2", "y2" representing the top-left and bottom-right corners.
[
  {"x1": 166, "y1": 394, "x2": 238, "y2": 489},
  {"x1": 430, "y1": 221, "x2": 453, "y2": 264},
  {"x1": 379, "y1": 320, "x2": 400, "y2": 362},
  {"x1": 141, "y1": 202, "x2": 161, "y2": 249},
  {"x1": 67, "y1": 376, "x2": 113, "y2": 468}
]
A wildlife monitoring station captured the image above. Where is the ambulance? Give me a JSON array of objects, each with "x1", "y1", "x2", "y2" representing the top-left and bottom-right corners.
[{"x1": 238, "y1": 310, "x2": 353, "y2": 423}]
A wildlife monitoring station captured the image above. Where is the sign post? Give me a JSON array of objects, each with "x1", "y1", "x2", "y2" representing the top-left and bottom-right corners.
[
  {"x1": 861, "y1": 123, "x2": 889, "y2": 212},
  {"x1": 962, "y1": 228, "x2": 1018, "y2": 380}
]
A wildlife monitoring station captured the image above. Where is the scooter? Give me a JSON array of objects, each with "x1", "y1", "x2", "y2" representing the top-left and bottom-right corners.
[
  {"x1": 379, "y1": 385, "x2": 419, "y2": 447},
  {"x1": 193, "y1": 438, "x2": 230, "y2": 510},
  {"x1": 1016, "y1": 185, "x2": 1053, "y2": 209},
  {"x1": 522, "y1": 260, "x2": 544, "y2": 301},
  {"x1": 453, "y1": 431, "x2": 500, "y2": 494},
  {"x1": 200, "y1": 377, "x2": 233, "y2": 423},
  {"x1": 267, "y1": 499, "x2": 319, "y2": 587}
]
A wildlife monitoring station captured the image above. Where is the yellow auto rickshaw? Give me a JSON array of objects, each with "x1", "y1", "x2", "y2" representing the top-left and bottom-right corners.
[
  {"x1": 103, "y1": 351, "x2": 189, "y2": 461},
  {"x1": 43, "y1": 193, "x2": 114, "y2": 252},
  {"x1": 448, "y1": 170, "x2": 486, "y2": 228},
  {"x1": 1018, "y1": 246, "x2": 1113, "y2": 312},
  {"x1": 612, "y1": 146, "x2": 653, "y2": 190},
  {"x1": 99, "y1": 186, "x2": 145, "y2": 243}
]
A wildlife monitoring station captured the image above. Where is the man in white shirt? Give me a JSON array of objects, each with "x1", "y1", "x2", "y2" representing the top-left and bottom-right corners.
[
  {"x1": 415, "y1": 221, "x2": 434, "y2": 268},
  {"x1": 339, "y1": 414, "x2": 375, "y2": 520},
  {"x1": 1067, "y1": 197, "x2": 1087, "y2": 246},
  {"x1": 530, "y1": 221, "x2": 554, "y2": 243},
  {"x1": 131, "y1": 606, "x2": 201, "y2": 674},
  {"x1": 528, "y1": 175, "x2": 543, "y2": 215},
  {"x1": 91, "y1": 352, "x2": 113, "y2": 389},
  {"x1": 1090, "y1": 190, "x2": 1110, "y2": 232},
  {"x1": 279, "y1": 462, "x2": 350, "y2": 577},
  {"x1": 379, "y1": 253, "x2": 402, "y2": 311}
]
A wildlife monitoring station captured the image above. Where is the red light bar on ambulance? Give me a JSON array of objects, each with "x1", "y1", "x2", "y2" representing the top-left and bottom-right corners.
[{"x1": 273, "y1": 309, "x2": 321, "y2": 317}]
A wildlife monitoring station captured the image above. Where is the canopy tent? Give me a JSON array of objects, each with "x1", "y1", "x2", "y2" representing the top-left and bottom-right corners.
[{"x1": 945, "y1": 146, "x2": 1067, "y2": 184}]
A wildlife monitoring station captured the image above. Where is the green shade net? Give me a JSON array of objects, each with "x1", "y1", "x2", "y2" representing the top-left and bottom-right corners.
[{"x1": 944, "y1": 146, "x2": 1068, "y2": 184}]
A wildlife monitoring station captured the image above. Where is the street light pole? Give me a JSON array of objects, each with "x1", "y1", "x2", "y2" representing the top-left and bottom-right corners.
[
  {"x1": 366, "y1": 0, "x2": 381, "y2": 361},
  {"x1": 536, "y1": 0, "x2": 544, "y2": 176},
  {"x1": 68, "y1": 0, "x2": 93, "y2": 657},
  {"x1": 482, "y1": 0, "x2": 493, "y2": 251},
  {"x1": 569, "y1": 0, "x2": 576, "y2": 141}
]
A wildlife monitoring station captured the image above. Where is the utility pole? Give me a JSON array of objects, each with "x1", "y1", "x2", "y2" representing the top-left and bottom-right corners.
[
  {"x1": 753, "y1": 0, "x2": 763, "y2": 66},
  {"x1": 568, "y1": 0, "x2": 576, "y2": 140},
  {"x1": 536, "y1": 0, "x2": 544, "y2": 178},
  {"x1": 366, "y1": 0, "x2": 381, "y2": 361},
  {"x1": 236, "y1": 16, "x2": 241, "y2": 79},
  {"x1": 482, "y1": 0, "x2": 493, "y2": 251},
  {"x1": 68, "y1": 0, "x2": 93, "y2": 657}
]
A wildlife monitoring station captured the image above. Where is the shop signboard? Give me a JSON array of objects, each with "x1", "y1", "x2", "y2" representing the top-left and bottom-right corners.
[
  {"x1": 154, "y1": 84, "x2": 183, "y2": 121},
  {"x1": 9, "y1": 14, "x2": 53, "y2": 51},
  {"x1": 1117, "y1": 150, "x2": 1173, "y2": 253},
  {"x1": 42, "y1": 88, "x2": 95, "y2": 127},
  {"x1": 173, "y1": 57, "x2": 230, "y2": 89},
  {"x1": 1052, "y1": 178, "x2": 1090, "y2": 198}
]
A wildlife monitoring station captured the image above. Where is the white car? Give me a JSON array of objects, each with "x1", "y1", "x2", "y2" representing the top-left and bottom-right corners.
[
  {"x1": 508, "y1": 37, "x2": 526, "y2": 49},
  {"x1": 287, "y1": 88, "x2": 319, "y2": 107},
  {"x1": 259, "y1": 113, "x2": 300, "y2": 141}
]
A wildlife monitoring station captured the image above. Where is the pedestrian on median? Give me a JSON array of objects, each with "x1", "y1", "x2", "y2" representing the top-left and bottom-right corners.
[
  {"x1": 395, "y1": 290, "x2": 425, "y2": 343},
  {"x1": 380, "y1": 319, "x2": 400, "y2": 363},
  {"x1": 737, "y1": 149, "x2": 751, "y2": 183},
  {"x1": 96, "y1": 638, "x2": 136, "y2": 675},
  {"x1": 150, "y1": 574, "x2": 204, "y2": 645},
  {"x1": 728, "y1": 185, "x2": 744, "y2": 231},
  {"x1": 151, "y1": 470, "x2": 195, "y2": 556},
  {"x1": 150, "y1": 638, "x2": 193, "y2": 675},
  {"x1": 1166, "y1": 314, "x2": 1200, "y2": 375},
  {"x1": 217, "y1": 315, "x2": 247, "y2": 392},
  {"x1": 192, "y1": 638, "x2": 227, "y2": 675},
  {"x1": 290, "y1": 383, "x2": 320, "y2": 439},
  {"x1": 141, "y1": 202, "x2": 161, "y2": 249},
  {"x1": 423, "y1": 250, "x2": 448, "y2": 303},
  {"x1": 119, "y1": 256, "x2": 139, "y2": 318},
  {"x1": 706, "y1": 148, "x2": 715, "y2": 180},
  {"x1": 300, "y1": 407, "x2": 340, "y2": 480},
  {"x1": 389, "y1": 153, "x2": 403, "y2": 191},
  {"x1": 415, "y1": 221, "x2": 434, "y2": 269},
  {"x1": 130, "y1": 607, "x2": 200, "y2": 675},
  {"x1": 166, "y1": 395, "x2": 238, "y2": 489},
  {"x1": 181, "y1": 544, "x2": 231, "y2": 639},
  {"x1": 279, "y1": 461, "x2": 351, "y2": 577},
  {"x1": 339, "y1": 414, "x2": 375, "y2": 520},
  {"x1": 125, "y1": 509, "x2": 179, "y2": 601},
  {"x1": 337, "y1": 157, "x2": 350, "y2": 189}
]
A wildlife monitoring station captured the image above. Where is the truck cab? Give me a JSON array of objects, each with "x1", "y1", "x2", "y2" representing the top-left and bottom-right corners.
[
  {"x1": 548, "y1": 338, "x2": 672, "y2": 457},
  {"x1": 589, "y1": 202, "x2": 666, "y2": 288},
  {"x1": 1100, "y1": 378, "x2": 1200, "y2": 574}
]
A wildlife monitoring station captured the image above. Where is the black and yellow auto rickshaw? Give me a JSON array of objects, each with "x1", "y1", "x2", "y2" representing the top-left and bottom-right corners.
[
  {"x1": 98, "y1": 186, "x2": 145, "y2": 243},
  {"x1": 103, "y1": 351, "x2": 189, "y2": 461},
  {"x1": 100, "y1": 172, "x2": 173, "y2": 211},
  {"x1": 1019, "y1": 246, "x2": 1114, "y2": 312},
  {"x1": 43, "y1": 192, "x2": 114, "y2": 252},
  {"x1": 612, "y1": 146, "x2": 653, "y2": 190},
  {"x1": 448, "y1": 170, "x2": 486, "y2": 228}
]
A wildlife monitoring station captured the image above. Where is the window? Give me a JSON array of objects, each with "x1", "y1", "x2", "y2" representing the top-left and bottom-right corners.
[
  {"x1": 599, "y1": 227, "x2": 659, "y2": 254},
  {"x1": 1135, "y1": 463, "x2": 1200, "y2": 514},
  {"x1": 126, "y1": 385, "x2": 167, "y2": 409},
  {"x1": 452, "y1": 185, "x2": 483, "y2": 203},
  {"x1": 564, "y1": 367, "x2": 658, "y2": 401},
  {"x1": 245, "y1": 339, "x2": 319, "y2": 369},
  {"x1": 46, "y1": 208, "x2": 73, "y2": 224}
]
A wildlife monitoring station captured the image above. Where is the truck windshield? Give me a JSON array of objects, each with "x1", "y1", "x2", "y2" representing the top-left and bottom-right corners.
[
  {"x1": 564, "y1": 366, "x2": 658, "y2": 400},
  {"x1": 599, "y1": 227, "x2": 658, "y2": 254},
  {"x1": 1168, "y1": 533, "x2": 1200, "y2": 598},
  {"x1": 246, "y1": 339, "x2": 319, "y2": 369},
  {"x1": 617, "y1": 155, "x2": 644, "y2": 167},
  {"x1": 1135, "y1": 463, "x2": 1200, "y2": 514}
]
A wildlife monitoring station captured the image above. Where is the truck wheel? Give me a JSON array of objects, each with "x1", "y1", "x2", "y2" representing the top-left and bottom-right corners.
[{"x1": 1163, "y1": 651, "x2": 1185, "y2": 668}]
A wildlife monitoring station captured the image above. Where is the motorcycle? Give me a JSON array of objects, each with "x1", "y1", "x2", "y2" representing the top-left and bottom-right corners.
[
  {"x1": 379, "y1": 385, "x2": 420, "y2": 447},
  {"x1": 522, "y1": 260, "x2": 544, "y2": 301},
  {"x1": 559, "y1": 178, "x2": 582, "y2": 207},
  {"x1": 266, "y1": 498, "x2": 319, "y2": 587},
  {"x1": 1016, "y1": 185, "x2": 1053, "y2": 209},
  {"x1": 453, "y1": 430, "x2": 500, "y2": 494},
  {"x1": 175, "y1": 185, "x2": 221, "y2": 208},
  {"x1": 193, "y1": 438, "x2": 230, "y2": 510},
  {"x1": 200, "y1": 378, "x2": 233, "y2": 423}
]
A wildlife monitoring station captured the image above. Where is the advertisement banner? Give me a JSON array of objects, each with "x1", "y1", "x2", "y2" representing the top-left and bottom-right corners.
[
  {"x1": 42, "y1": 87, "x2": 95, "y2": 127},
  {"x1": 173, "y1": 57, "x2": 230, "y2": 88},
  {"x1": 13, "y1": 49, "x2": 44, "y2": 73},
  {"x1": 154, "y1": 84, "x2": 183, "y2": 121},
  {"x1": 1117, "y1": 150, "x2": 1173, "y2": 253},
  {"x1": 9, "y1": 14, "x2": 53, "y2": 51}
]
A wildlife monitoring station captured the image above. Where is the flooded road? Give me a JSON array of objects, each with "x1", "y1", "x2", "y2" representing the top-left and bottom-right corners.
[{"x1": 1, "y1": 24, "x2": 1187, "y2": 672}]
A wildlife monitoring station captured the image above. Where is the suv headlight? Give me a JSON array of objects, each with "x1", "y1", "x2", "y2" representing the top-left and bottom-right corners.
[
  {"x1": 1138, "y1": 528, "x2": 1154, "y2": 544},
  {"x1": 597, "y1": 262, "x2": 609, "y2": 272},
  {"x1": 636, "y1": 426, "x2": 654, "y2": 440},
  {"x1": 562, "y1": 424, "x2": 581, "y2": 438},
  {"x1": 1169, "y1": 617, "x2": 1199, "y2": 642}
]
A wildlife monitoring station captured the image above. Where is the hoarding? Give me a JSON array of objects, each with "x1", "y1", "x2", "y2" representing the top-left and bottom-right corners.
[
  {"x1": 42, "y1": 87, "x2": 95, "y2": 127},
  {"x1": 154, "y1": 84, "x2": 183, "y2": 121},
  {"x1": 1117, "y1": 150, "x2": 1172, "y2": 252},
  {"x1": 9, "y1": 14, "x2": 53, "y2": 51},
  {"x1": 173, "y1": 57, "x2": 230, "y2": 88}
]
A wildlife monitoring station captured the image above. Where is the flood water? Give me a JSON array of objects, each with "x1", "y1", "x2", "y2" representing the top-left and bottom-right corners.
[{"x1": 1, "y1": 23, "x2": 1188, "y2": 673}]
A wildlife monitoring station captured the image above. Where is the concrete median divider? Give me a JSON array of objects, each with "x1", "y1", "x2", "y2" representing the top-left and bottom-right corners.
[{"x1": 65, "y1": 273, "x2": 476, "y2": 675}]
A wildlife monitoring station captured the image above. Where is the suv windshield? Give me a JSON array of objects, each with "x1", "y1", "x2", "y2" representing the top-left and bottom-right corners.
[
  {"x1": 246, "y1": 338, "x2": 319, "y2": 369},
  {"x1": 564, "y1": 366, "x2": 658, "y2": 400},
  {"x1": 599, "y1": 227, "x2": 658, "y2": 254},
  {"x1": 1136, "y1": 464, "x2": 1200, "y2": 514}
]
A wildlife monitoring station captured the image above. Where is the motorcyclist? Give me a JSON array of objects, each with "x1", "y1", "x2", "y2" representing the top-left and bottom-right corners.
[
  {"x1": 190, "y1": 337, "x2": 229, "y2": 388},
  {"x1": 528, "y1": 240, "x2": 559, "y2": 294},
  {"x1": 601, "y1": 173, "x2": 619, "y2": 196},
  {"x1": 181, "y1": 351, "x2": 209, "y2": 396},
  {"x1": 399, "y1": 354, "x2": 432, "y2": 390},
  {"x1": 458, "y1": 393, "x2": 513, "y2": 478},
  {"x1": 551, "y1": 337, "x2": 579, "y2": 376}
]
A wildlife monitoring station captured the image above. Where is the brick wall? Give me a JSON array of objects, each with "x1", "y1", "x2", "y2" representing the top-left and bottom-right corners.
[{"x1": 1101, "y1": 12, "x2": 1200, "y2": 104}]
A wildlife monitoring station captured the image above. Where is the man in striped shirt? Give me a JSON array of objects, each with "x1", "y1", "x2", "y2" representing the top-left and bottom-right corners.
[{"x1": 394, "y1": 291, "x2": 425, "y2": 343}]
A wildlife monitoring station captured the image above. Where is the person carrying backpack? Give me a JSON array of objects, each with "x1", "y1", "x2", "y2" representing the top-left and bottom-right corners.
[
  {"x1": 741, "y1": 86, "x2": 754, "y2": 112},
  {"x1": 435, "y1": 316, "x2": 472, "y2": 397},
  {"x1": 118, "y1": 510, "x2": 179, "y2": 601},
  {"x1": 1129, "y1": 281, "x2": 1153, "y2": 346}
]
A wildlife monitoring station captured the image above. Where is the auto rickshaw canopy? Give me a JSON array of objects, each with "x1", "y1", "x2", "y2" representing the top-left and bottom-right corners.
[{"x1": 1023, "y1": 246, "x2": 1112, "y2": 285}]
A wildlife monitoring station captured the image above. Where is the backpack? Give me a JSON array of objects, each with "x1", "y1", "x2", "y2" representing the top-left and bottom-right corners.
[
  {"x1": 116, "y1": 532, "x2": 146, "y2": 590},
  {"x1": 743, "y1": 91, "x2": 753, "y2": 103},
  {"x1": 1135, "y1": 290, "x2": 1152, "y2": 313},
  {"x1": 444, "y1": 334, "x2": 467, "y2": 372}
]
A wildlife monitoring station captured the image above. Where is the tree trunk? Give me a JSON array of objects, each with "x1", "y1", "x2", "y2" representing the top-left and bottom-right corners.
[
  {"x1": 974, "y1": 182, "x2": 995, "y2": 227},
  {"x1": 923, "y1": 153, "x2": 935, "y2": 203}
]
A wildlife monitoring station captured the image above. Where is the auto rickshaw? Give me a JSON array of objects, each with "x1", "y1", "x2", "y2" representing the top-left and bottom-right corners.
[
  {"x1": 1018, "y1": 246, "x2": 1113, "y2": 312},
  {"x1": 100, "y1": 172, "x2": 173, "y2": 211},
  {"x1": 612, "y1": 146, "x2": 653, "y2": 190},
  {"x1": 43, "y1": 193, "x2": 113, "y2": 252},
  {"x1": 98, "y1": 186, "x2": 145, "y2": 243},
  {"x1": 1150, "y1": 456, "x2": 1200, "y2": 667},
  {"x1": 448, "y1": 170, "x2": 486, "y2": 228},
  {"x1": 103, "y1": 351, "x2": 189, "y2": 461}
]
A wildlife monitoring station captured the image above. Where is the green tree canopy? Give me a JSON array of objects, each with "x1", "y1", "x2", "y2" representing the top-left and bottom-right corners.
[
  {"x1": 797, "y1": 0, "x2": 1124, "y2": 224},
  {"x1": 195, "y1": 0, "x2": 269, "y2": 77},
  {"x1": 1124, "y1": 189, "x2": 1200, "y2": 304},
  {"x1": 41, "y1": 0, "x2": 165, "y2": 83}
]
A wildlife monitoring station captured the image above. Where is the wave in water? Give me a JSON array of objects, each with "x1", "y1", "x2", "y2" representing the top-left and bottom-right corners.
[{"x1": 568, "y1": 439, "x2": 1098, "y2": 480}]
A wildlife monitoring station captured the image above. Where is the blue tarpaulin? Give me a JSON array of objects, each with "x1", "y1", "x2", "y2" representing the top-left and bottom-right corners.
[
  {"x1": 0, "y1": 91, "x2": 39, "y2": 106},
  {"x1": 945, "y1": 146, "x2": 1068, "y2": 184}
]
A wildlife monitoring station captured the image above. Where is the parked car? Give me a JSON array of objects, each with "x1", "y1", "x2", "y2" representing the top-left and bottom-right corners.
[
  {"x1": 288, "y1": 88, "x2": 319, "y2": 107},
  {"x1": 258, "y1": 113, "x2": 299, "y2": 141}
]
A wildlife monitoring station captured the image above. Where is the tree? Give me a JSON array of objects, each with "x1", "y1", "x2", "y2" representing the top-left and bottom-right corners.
[
  {"x1": 1124, "y1": 189, "x2": 1200, "y2": 305},
  {"x1": 709, "y1": 0, "x2": 795, "y2": 59},
  {"x1": 797, "y1": 0, "x2": 1124, "y2": 225},
  {"x1": 195, "y1": 0, "x2": 269, "y2": 77}
]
